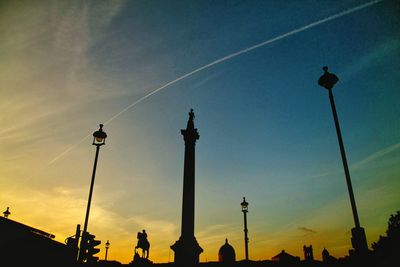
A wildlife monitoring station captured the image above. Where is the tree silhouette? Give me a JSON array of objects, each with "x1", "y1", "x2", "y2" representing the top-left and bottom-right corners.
[{"x1": 371, "y1": 210, "x2": 400, "y2": 265}]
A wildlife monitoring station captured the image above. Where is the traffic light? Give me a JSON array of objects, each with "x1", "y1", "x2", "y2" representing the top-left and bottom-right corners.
[
  {"x1": 81, "y1": 231, "x2": 101, "y2": 263},
  {"x1": 66, "y1": 224, "x2": 81, "y2": 261}
]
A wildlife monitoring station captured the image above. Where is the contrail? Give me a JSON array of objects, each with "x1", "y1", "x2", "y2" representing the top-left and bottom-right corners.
[
  {"x1": 47, "y1": 133, "x2": 92, "y2": 165},
  {"x1": 48, "y1": 0, "x2": 383, "y2": 165},
  {"x1": 104, "y1": 0, "x2": 383, "y2": 125}
]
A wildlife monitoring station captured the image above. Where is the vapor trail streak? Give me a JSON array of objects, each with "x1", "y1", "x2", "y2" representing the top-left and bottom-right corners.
[
  {"x1": 47, "y1": 133, "x2": 92, "y2": 165},
  {"x1": 103, "y1": 0, "x2": 382, "y2": 125},
  {"x1": 48, "y1": 0, "x2": 383, "y2": 165}
]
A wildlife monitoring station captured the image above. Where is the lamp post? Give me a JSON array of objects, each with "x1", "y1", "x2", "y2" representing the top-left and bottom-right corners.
[
  {"x1": 105, "y1": 240, "x2": 110, "y2": 261},
  {"x1": 318, "y1": 67, "x2": 368, "y2": 254},
  {"x1": 241, "y1": 197, "x2": 249, "y2": 261},
  {"x1": 78, "y1": 124, "x2": 107, "y2": 262},
  {"x1": 3, "y1": 207, "x2": 10, "y2": 218}
]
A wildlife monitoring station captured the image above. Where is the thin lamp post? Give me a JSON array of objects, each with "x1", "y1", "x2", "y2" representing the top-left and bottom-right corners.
[
  {"x1": 318, "y1": 67, "x2": 368, "y2": 253},
  {"x1": 78, "y1": 124, "x2": 107, "y2": 262},
  {"x1": 241, "y1": 197, "x2": 249, "y2": 261},
  {"x1": 105, "y1": 240, "x2": 110, "y2": 261}
]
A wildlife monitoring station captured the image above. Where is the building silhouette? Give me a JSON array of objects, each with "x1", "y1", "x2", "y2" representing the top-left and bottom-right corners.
[
  {"x1": 171, "y1": 109, "x2": 203, "y2": 265},
  {"x1": 0, "y1": 216, "x2": 75, "y2": 267},
  {"x1": 218, "y1": 239, "x2": 236, "y2": 263},
  {"x1": 322, "y1": 248, "x2": 337, "y2": 263},
  {"x1": 303, "y1": 245, "x2": 314, "y2": 261},
  {"x1": 271, "y1": 250, "x2": 300, "y2": 264}
]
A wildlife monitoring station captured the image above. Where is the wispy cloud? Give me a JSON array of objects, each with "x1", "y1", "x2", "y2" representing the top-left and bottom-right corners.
[
  {"x1": 352, "y1": 142, "x2": 400, "y2": 170},
  {"x1": 310, "y1": 141, "x2": 400, "y2": 178},
  {"x1": 297, "y1": 226, "x2": 317, "y2": 236},
  {"x1": 340, "y1": 38, "x2": 400, "y2": 80},
  {"x1": 0, "y1": 1, "x2": 126, "y2": 157},
  {"x1": 197, "y1": 224, "x2": 239, "y2": 244}
]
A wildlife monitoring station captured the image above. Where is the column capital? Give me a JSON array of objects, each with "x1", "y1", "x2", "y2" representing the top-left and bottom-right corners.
[{"x1": 181, "y1": 109, "x2": 199, "y2": 143}]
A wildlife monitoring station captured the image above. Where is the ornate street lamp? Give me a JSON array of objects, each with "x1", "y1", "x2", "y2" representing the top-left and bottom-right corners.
[
  {"x1": 318, "y1": 67, "x2": 368, "y2": 254},
  {"x1": 105, "y1": 240, "x2": 110, "y2": 261},
  {"x1": 78, "y1": 124, "x2": 108, "y2": 262},
  {"x1": 3, "y1": 207, "x2": 10, "y2": 218},
  {"x1": 241, "y1": 197, "x2": 249, "y2": 261},
  {"x1": 92, "y1": 124, "x2": 107, "y2": 146}
]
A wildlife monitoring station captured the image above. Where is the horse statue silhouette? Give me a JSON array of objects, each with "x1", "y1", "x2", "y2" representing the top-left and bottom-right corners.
[{"x1": 135, "y1": 230, "x2": 150, "y2": 259}]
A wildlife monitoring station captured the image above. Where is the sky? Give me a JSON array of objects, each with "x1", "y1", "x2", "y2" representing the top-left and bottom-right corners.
[{"x1": 1, "y1": 0, "x2": 399, "y2": 264}]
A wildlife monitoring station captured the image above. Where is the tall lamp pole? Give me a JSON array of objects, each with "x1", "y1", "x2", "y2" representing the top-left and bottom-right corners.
[
  {"x1": 105, "y1": 240, "x2": 110, "y2": 261},
  {"x1": 78, "y1": 124, "x2": 108, "y2": 262},
  {"x1": 318, "y1": 67, "x2": 368, "y2": 254},
  {"x1": 241, "y1": 197, "x2": 249, "y2": 261}
]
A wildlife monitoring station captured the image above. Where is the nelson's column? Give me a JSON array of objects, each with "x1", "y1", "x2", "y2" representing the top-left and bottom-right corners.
[{"x1": 171, "y1": 109, "x2": 203, "y2": 265}]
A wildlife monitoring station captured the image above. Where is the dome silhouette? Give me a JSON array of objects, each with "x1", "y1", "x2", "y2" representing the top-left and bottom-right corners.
[{"x1": 218, "y1": 239, "x2": 236, "y2": 263}]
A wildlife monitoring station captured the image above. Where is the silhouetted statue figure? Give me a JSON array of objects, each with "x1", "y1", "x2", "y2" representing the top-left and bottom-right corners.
[
  {"x1": 135, "y1": 230, "x2": 150, "y2": 259},
  {"x1": 189, "y1": 109, "x2": 195, "y2": 121}
]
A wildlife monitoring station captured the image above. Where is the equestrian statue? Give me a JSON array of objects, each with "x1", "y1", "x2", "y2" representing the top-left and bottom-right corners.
[{"x1": 135, "y1": 229, "x2": 150, "y2": 259}]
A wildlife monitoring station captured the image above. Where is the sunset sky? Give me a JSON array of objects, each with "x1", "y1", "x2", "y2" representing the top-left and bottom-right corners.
[{"x1": 1, "y1": 0, "x2": 399, "y2": 264}]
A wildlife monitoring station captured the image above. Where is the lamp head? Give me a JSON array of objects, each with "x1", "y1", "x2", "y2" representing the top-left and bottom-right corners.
[
  {"x1": 318, "y1": 66, "x2": 339, "y2": 90},
  {"x1": 93, "y1": 124, "x2": 107, "y2": 146},
  {"x1": 241, "y1": 197, "x2": 249, "y2": 212}
]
